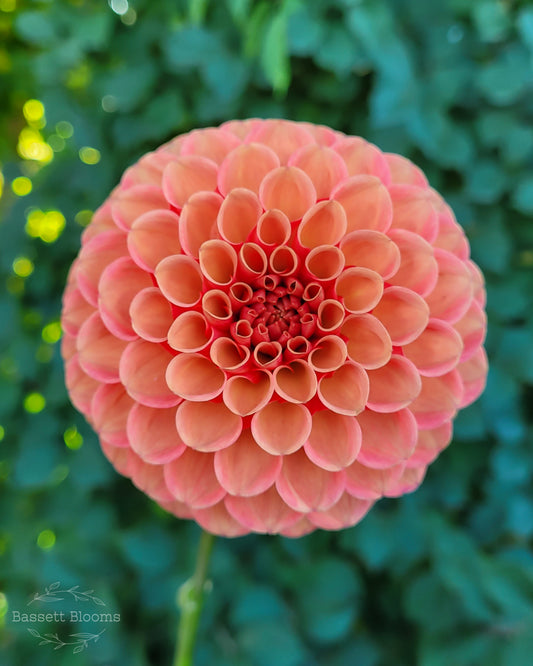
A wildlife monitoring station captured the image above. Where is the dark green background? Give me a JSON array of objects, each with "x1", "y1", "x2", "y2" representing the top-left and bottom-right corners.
[{"x1": 1, "y1": 0, "x2": 533, "y2": 664}]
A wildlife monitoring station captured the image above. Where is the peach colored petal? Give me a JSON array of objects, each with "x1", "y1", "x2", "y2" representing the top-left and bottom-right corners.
[
  {"x1": 425, "y1": 248, "x2": 473, "y2": 323},
  {"x1": 121, "y1": 150, "x2": 175, "y2": 188},
  {"x1": 166, "y1": 353, "x2": 225, "y2": 401},
  {"x1": 127, "y1": 209, "x2": 181, "y2": 272},
  {"x1": 372, "y1": 286, "x2": 429, "y2": 345},
  {"x1": 119, "y1": 339, "x2": 181, "y2": 408},
  {"x1": 453, "y1": 300, "x2": 487, "y2": 362},
  {"x1": 341, "y1": 314, "x2": 392, "y2": 370},
  {"x1": 407, "y1": 420, "x2": 453, "y2": 468},
  {"x1": 456, "y1": 346, "x2": 488, "y2": 408},
  {"x1": 91, "y1": 383, "x2": 134, "y2": 447},
  {"x1": 273, "y1": 360, "x2": 317, "y2": 403},
  {"x1": 180, "y1": 127, "x2": 241, "y2": 164},
  {"x1": 199, "y1": 239, "x2": 237, "y2": 286},
  {"x1": 386, "y1": 229, "x2": 439, "y2": 296},
  {"x1": 253, "y1": 341, "x2": 283, "y2": 369},
  {"x1": 284, "y1": 336, "x2": 311, "y2": 361},
  {"x1": 193, "y1": 501, "x2": 248, "y2": 537},
  {"x1": 175, "y1": 400, "x2": 242, "y2": 452},
  {"x1": 304, "y1": 245, "x2": 345, "y2": 283},
  {"x1": 155, "y1": 254, "x2": 203, "y2": 307},
  {"x1": 302, "y1": 282, "x2": 324, "y2": 309},
  {"x1": 252, "y1": 401, "x2": 312, "y2": 455},
  {"x1": 217, "y1": 188, "x2": 262, "y2": 244},
  {"x1": 61, "y1": 285, "x2": 96, "y2": 336},
  {"x1": 162, "y1": 155, "x2": 218, "y2": 209},
  {"x1": 298, "y1": 200, "x2": 347, "y2": 249},
  {"x1": 384, "y1": 465, "x2": 427, "y2": 497},
  {"x1": 223, "y1": 370, "x2": 274, "y2": 416},
  {"x1": 305, "y1": 410, "x2": 361, "y2": 471},
  {"x1": 179, "y1": 191, "x2": 223, "y2": 258},
  {"x1": 259, "y1": 166, "x2": 316, "y2": 222},
  {"x1": 80, "y1": 203, "x2": 116, "y2": 243},
  {"x1": 217, "y1": 143, "x2": 280, "y2": 195},
  {"x1": 164, "y1": 449, "x2": 225, "y2": 508},
  {"x1": 130, "y1": 287, "x2": 173, "y2": 343},
  {"x1": 409, "y1": 370, "x2": 464, "y2": 428},
  {"x1": 385, "y1": 153, "x2": 428, "y2": 187},
  {"x1": 225, "y1": 486, "x2": 301, "y2": 534},
  {"x1": 331, "y1": 175, "x2": 393, "y2": 233},
  {"x1": 167, "y1": 311, "x2": 212, "y2": 353},
  {"x1": 433, "y1": 208, "x2": 470, "y2": 259},
  {"x1": 100, "y1": 438, "x2": 137, "y2": 476},
  {"x1": 276, "y1": 449, "x2": 345, "y2": 512},
  {"x1": 127, "y1": 403, "x2": 185, "y2": 464},
  {"x1": 65, "y1": 355, "x2": 100, "y2": 415},
  {"x1": 403, "y1": 319, "x2": 463, "y2": 377},
  {"x1": 366, "y1": 355, "x2": 422, "y2": 412},
  {"x1": 229, "y1": 282, "x2": 253, "y2": 309},
  {"x1": 308, "y1": 335, "x2": 347, "y2": 373},
  {"x1": 77, "y1": 312, "x2": 128, "y2": 383},
  {"x1": 269, "y1": 245, "x2": 299, "y2": 276},
  {"x1": 255, "y1": 209, "x2": 292, "y2": 248},
  {"x1": 288, "y1": 144, "x2": 349, "y2": 199},
  {"x1": 345, "y1": 460, "x2": 406, "y2": 500},
  {"x1": 159, "y1": 499, "x2": 194, "y2": 520},
  {"x1": 389, "y1": 184, "x2": 439, "y2": 242},
  {"x1": 332, "y1": 136, "x2": 391, "y2": 183},
  {"x1": 131, "y1": 461, "x2": 175, "y2": 503},
  {"x1": 335, "y1": 267, "x2": 384, "y2": 315},
  {"x1": 246, "y1": 119, "x2": 315, "y2": 164},
  {"x1": 237, "y1": 242, "x2": 268, "y2": 280},
  {"x1": 220, "y1": 118, "x2": 258, "y2": 139},
  {"x1": 210, "y1": 337, "x2": 250, "y2": 371},
  {"x1": 76, "y1": 229, "x2": 128, "y2": 306},
  {"x1": 280, "y1": 518, "x2": 316, "y2": 538},
  {"x1": 466, "y1": 260, "x2": 486, "y2": 308},
  {"x1": 214, "y1": 429, "x2": 282, "y2": 496},
  {"x1": 316, "y1": 299, "x2": 345, "y2": 334},
  {"x1": 356, "y1": 408, "x2": 418, "y2": 469},
  {"x1": 201, "y1": 289, "x2": 233, "y2": 329},
  {"x1": 111, "y1": 184, "x2": 169, "y2": 231},
  {"x1": 318, "y1": 361, "x2": 369, "y2": 416},
  {"x1": 340, "y1": 230, "x2": 401, "y2": 279},
  {"x1": 308, "y1": 494, "x2": 373, "y2": 530},
  {"x1": 61, "y1": 330, "x2": 77, "y2": 363},
  {"x1": 299, "y1": 122, "x2": 344, "y2": 146}
]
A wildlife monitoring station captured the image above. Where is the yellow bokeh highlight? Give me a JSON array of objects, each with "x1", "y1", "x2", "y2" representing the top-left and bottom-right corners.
[
  {"x1": 37, "y1": 529, "x2": 56, "y2": 550},
  {"x1": 17, "y1": 128, "x2": 53, "y2": 164},
  {"x1": 11, "y1": 176, "x2": 32, "y2": 196},
  {"x1": 25, "y1": 209, "x2": 66, "y2": 243},
  {"x1": 55, "y1": 121, "x2": 74, "y2": 138},
  {"x1": 0, "y1": 0, "x2": 16, "y2": 12},
  {"x1": 23, "y1": 392, "x2": 46, "y2": 414},
  {"x1": 64, "y1": 426, "x2": 84, "y2": 450},
  {"x1": 42, "y1": 321, "x2": 62, "y2": 344},
  {"x1": 79, "y1": 146, "x2": 101, "y2": 165},
  {"x1": 12, "y1": 256, "x2": 34, "y2": 278},
  {"x1": 23, "y1": 99, "x2": 45, "y2": 125},
  {"x1": 75, "y1": 209, "x2": 93, "y2": 226},
  {"x1": 0, "y1": 425, "x2": 4, "y2": 441}
]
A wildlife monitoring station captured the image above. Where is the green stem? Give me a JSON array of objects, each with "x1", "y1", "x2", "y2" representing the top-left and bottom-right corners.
[{"x1": 173, "y1": 530, "x2": 216, "y2": 666}]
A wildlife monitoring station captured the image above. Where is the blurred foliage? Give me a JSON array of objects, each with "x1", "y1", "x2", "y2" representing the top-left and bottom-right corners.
[{"x1": 0, "y1": 0, "x2": 532, "y2": 664}]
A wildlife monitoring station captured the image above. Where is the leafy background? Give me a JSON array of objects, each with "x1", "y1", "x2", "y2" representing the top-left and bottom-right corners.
[{"x1": 1, "y1": 0, "x2": 533, "y2": 664}]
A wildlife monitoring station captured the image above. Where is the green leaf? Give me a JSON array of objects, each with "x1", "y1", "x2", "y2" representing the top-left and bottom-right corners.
[{"x1": 261, "y1": 11, "x2": 291, "y2": 94}]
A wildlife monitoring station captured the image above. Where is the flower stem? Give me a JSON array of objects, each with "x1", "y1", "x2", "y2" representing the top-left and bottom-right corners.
[{"x1": 173, "y1": 530, "x2": 216, "y2": 666}]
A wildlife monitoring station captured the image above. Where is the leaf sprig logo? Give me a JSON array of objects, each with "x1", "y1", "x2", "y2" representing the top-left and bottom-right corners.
[
  {"x1": 28, "y1": 581, "x2": 105, "y2": 606},
  {"x1": 27, "y1": 628, "x2": 105, "y2": 654}
]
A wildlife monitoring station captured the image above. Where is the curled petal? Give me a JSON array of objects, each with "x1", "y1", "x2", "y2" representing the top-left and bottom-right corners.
[
  {"x1": 199, "y1": 239, "x2": 237, "y2": 286},
  {"x1": 130, "y1": 287, "x2": 174, "y2": 343},
  {"x1": 335, "y1": 267, "x2": 384, "y2": 315},
  {"x1": 332, "y1": 136, "x2": 391, "y2": 183},
  {"x1": 341, "y1": 314, "x2": 392, "y2": 370},
  {"x1": 259, "y1": 166, "x2": 316, "y2": 222},
  {"x1": 91, "y1": 383, "x2": 134, "y2": 447},
  {"x1": 305, "y1": 410, "x2": 361, "y2": 471},
  {"x1": 385, "y1": 153, "x2": 428, "y2": 187},
  {"x1": 425, "y1": 249, "x2": 474, "y2": 323},
  {"x1": 389, "y1": 184, "x2": 439, "y2": 242},
  {"x1": 223, "y1": 370, "x2": 274, "y2": 416},
  {"x1": 316, "y1": 299, "x2": 345, "y2": 334},
  {"x1": 179, "y1": 191, "x2": 223, "y2": 258},
  {"x1": 162, "y1": 156, "x2": 218, "y2": 209},
  {"x1": 407, "y1": 421, "x2": 453, "y2": 468},
  {"x1": 340, "y1": 230, "x2": 400, "y2": 279},
  {"x1": 127, "y1": 403, "x2": 185, "y2": 463},
  {"x1": 302, "y1": 282, "x2": 324, "y2": 309},
  {"x1": 253, "y1": 341, "x2": 283, "y2": 369},
  {"x1": 128, "y1": 209, "x2": 181, "y2": 272},
  {"x1": 297, "y1": 200, "x2": 347, "y2": 249},
  {"x1": 175, "y1": 400, "x2": 242, "y2": 452},
  {"x1": 193, "y1": 502, "x2": 249, "y2": 538},
  {"x1": 164, "y1": 449, "x2": 225, "y2": 508},
  {"x1": 409, "y1": 370, "x2": 464, "y2": 428},
  {"x1": 453, "y1": 300, "x2": 487, "y2": 362},
  {"x1": 61, "y1": 286, "x2": 96, "y2": 337},
  {"x1": 155, "y1": 254, "x2": 203, "y2": 307},
  {"x1": 76, "y1": 229, "x2": 128, "y2": 306},
  {"x1": 456, "y1": 346, "x2": 488, "y2": 408},
  {"x1": 202, "y1": 289, "x2": 233, "y2": 329},
  {"x1": 214, "y1": 429, "x2": 282, "y2": 496},
  {"x1": 331, "y1": 176, "x2": 393, "y2": 234},
  {"x1": 273, "y1": 360, "x2": 317, "y2": 403},
  {"x1": 285, "y1": 336, "x2": 311, "y2": 361},
  {"x1": 111, "y1": 184, "x2": 168, "y2": 231},
  {"x1": 65, "y1": 355, "x2": 101, "y2": 415},
  {"x1": 77, "y1": 312, "x2": 128, "y2": 383},
  {"x1": 255, "y1": 209, "x2": 291, "y2": 248},
  {"x1": 318, "y1": 361, "x2": 369, "y2": 416},
  {"x1": 168, "y1": 311, "x2": 212, "y2": 353},
  {"x1": 386, "y1": 229, "x2": 438, "y2": 296},
  {"x1": 166, "y1": 353, "x2": 225, "y2": 401},
  {"x1": 403, "y1": 319, "x2": 464, "y2": 377},
  {"x1": 345, "y1": 461, "x2": 406, "y2": 500},
  {"x1": 305, "y1": 246, "x2": 345, "y2": 282},
  {"x1": 276, "y1": 449, "x2": 345, "y2": 512},
  {"x1": 180, "y1": 127, "x2": 241, "y2": 164},
  {"x1": 366, "y1": 355, "x2": 422, "y2": 412},
  {"x1": 246, "y1": 119, "x2": 315, "y2": 164},
  {"x1": 210, "y1": 337, "x2": 250, "y2": 371},
  {"x1": 308, "y1": 494, "x2": 373, "y2": 530},
  {"x1": 238, "y1": 243, "x2": 268, "y2": 281},
  {"x1": 372, "y1": 286, "x2": 429, "y2": 345},
  {"x1": 252, "y1": 401, "x2": 312, "y2": 455},
  {"x1": 225, "y1": 486, "x2": 301, "y2": 534},
  {"x1": 269, "y1": 245, "x2": 299, "y2": 276},
  {"x1": 230, "y1": 319, "x2": 253, "y2": 346},
  {"x1": 229, "y1": 282, "x2": 253, "y2": 309},
  {"x1": 217, "y1": 143, "x2": 280, "y2": 195},
  {"x1": 356, "y1": 408, "x2": 418, "y2": 469},
  {"x1": 288, "y1": 144, "x2": 349, "y2": 199},
  {"x1": 217, "y1": 188, "x2": 262, "y2": 244},
  {"x1": 120, "y1": 339, "x2": 181, "y2": 408},
  {"x1": 308, "y1": 335, "x2": 347, "y2": 373}
]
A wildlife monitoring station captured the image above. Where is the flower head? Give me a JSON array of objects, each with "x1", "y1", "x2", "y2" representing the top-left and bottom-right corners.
[{"x1": 61, "y1": 119, "x2": 488, "y2": 537}]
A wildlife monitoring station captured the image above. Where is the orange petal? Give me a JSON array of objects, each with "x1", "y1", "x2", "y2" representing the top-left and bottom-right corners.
[
  {"x1": 385, "y1": 153, "x2": 428, "y2": 187},
  {"x1": 318, "y1": 361, "x2": 369, "y2": 416},
  {"x1": 386, "y1": 229, "x2": 438, "y2": 296},
  {"x1": 403, "y1": 319, "x2": 463, "y2": 377},
  {"x1": 199, "y1": 239, "x2": 237, "y2": 286},
  {"x1": 269, "y1": 245, "x2": 299, "y2": 276},
  {"x1": 127, "y1": 403, "x2": 185, "y2": 463},
  {"x1": 164, "y1": 449, "x2": 225, "y2": 508},
  {"x1": 193, "y1": 501, "x2": 249, "y2": 537},
  {"x1": 335, "y1": 267, "x2": 384, "y2": 314},
  {"x1": 356, "y1": 408, "x2": 418, "y2": 468},
  {"x1": 167, "y1": 311, "x2": 213, "y2": 353},
  {"x1": 331, "y1": 175, "x2": 393, "y2": 233},
  {"x1": 297, "y1": 200, "x2": 347, "y2": 249},
  {"x1": 332, "y1": 136, "x2": 390, "y2": 182},
  {"x1": 217, "y1": 188, "x2": 262, "y2": 244},
  {"x1": 225, "y1": 486, "x2": 301, "y2": 533},
  {"x1": 76, "y1": 229, "x2": 128, "y2": 306},
  {"x1": 214, "y1": 429, "x2": 282, "y2": 496},
  {"x1": 305, "y1": 410, "x2": 361, "y2": 471},
  {"x1": 162, "y1": 156, "x2": 218, "y2": 209},
  {"x1": 122, "y1": 150, "x2": 175, "y2": 187},
  {"x1": 119, "y1": 339, "x2": 181, "y2": 408},
  {"x1": 91, "y1": 383, "x2": 134, "y2": 447},
  {"x1": 166, "y1": 353, "x2": 225, "y2": 401},
  {"x1": 252, "y1": 401, "x2": 312, "y2": 455},
  {"x1": 316, "y1": 299, "x2": 345, "y2": 334},
  {"x1": 340, "y1": 230, "x2": 400, "y2": 279},
  {"x1": 179, "y1": 191, "x2": 223, "y2": 258},
  {"x1": 61, "y1": 285, "x2": 96, "y2": 336},
  {"x1": 246, "y1": 119, "x2": 315, "y2": 164},
  {"x1": 255, "y1": 209, "x2": 292, "y2": 248},
  {"x1": 453, "y1": 300, "x2": 487, "y2": 363},
  {"x1": 238, "y1": 242, "x2": 268, "y2": 280},
  {"x1": 111, "y1": 184, "x2": 168, "y2": 231},
  {"x1": 201, "y1": 289, "x2": 233, "y2": 329},
  {"x1": 81, "y1": 203, "x2": 116, "y2": 242},
  {"x1": 409, "y1": 370, "x2": 464, "y2": 428},
  {"x1": 389, "y1": 184, "x2": 439, "y2": 242},
  {"x1": 304, "y1": 245, "x2": 345, "y2": 282},
  {"x1": 259, "y1": 166, "x2": 316, "y2": 222},
  {"x1": 222, "y1": 370, "x2": 274, "y2": 416},
  {"x1": 180, "y1": 127, "x2": 241, "y2": 164},
  {"x1": 308, "y1": 335, "x2": 347, "y2": 373},
  {"x1": 341, "y1": 314, "x2": 392, "y2": 370},
  {"x1": 372, "y1": 286, "x2": 429, "y2": 345},
  {"x1": 345, "y1": 460, "x2": 406, "y2": 500},
  {"x1": 77, "y1": 312, "x2": 128, "y2": 383},
  {"x1": 65, "y1": 355, "x2": 101, "y2": 415},
  {"x1": 229, "y1": 282, "x2": 253, "y2": 309},
  {"x1": 130, "y1": 461, "x2": 175, "y2": 503},
  {"x1": 128, "y1": 209, "x2": 181, "y2": 272},
  {"x1": 210, "y1": 337, "x2": 250, "y2": 371},
  {"x1": 425, "y1": 248, "x2": 473, "y2": 323},
  {"x1": 155, "y1": 254, "x2": 203, "y2": 307},
  {"x1": 273, "y1": 360, "x2": 317, "y2": 403},
  {"x1": 456, "y1": 346, "x2": 488, "y2": 408},
  {"x1": 288, "y1": 144, "x2": 348, "y2": 199},
  {"x1": 308, "y1": 494, "x2": 373, "y2": 530},
  {"x1": 175, "y1": 400, "x2": 242, "y2": 452},
  {"x1": 253, "y1": 341, "x2": 283, "y2": 369},
  {"x1": 220, "y1": 118, "x2": 258, "y2": 140},
  {"x1": 384, "y1": 465, "x2": 427, "y2": 497},
  {"x1": 217, "y1": 143, "x2": 280, "y2": 196},
  {"x1": 276, "y1": 449, "x2": 345, "y2": 512},
  {"x1": 130, "y1": 287, "x2": 174, "y2": 343},
  {"x1": 366, "y1": 355, "x2": 422, "y2": 412},
  {"x1": 407, "y1": 420, "x2": 453, "y2": 468},
  {"x1": 280, "y1": 518, "x2": 316, "y2": 538}
]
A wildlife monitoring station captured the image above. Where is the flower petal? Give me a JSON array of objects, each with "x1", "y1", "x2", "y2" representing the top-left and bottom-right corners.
[
  {"x1": 252, "y1": 401, "x2": 312, "y2": 455},
  {"x1": 166, "y1": 353, "x2": 225, "y2": 401},
  {"x1": 297, "y1": 200, "x2": 347, "y2": 249},
  {"x1": 179, "y1": 191, "x2": 223, "y2": 258},
  {"x1": 389, "y1": 184, "x2": 439, "y2": 242},
  {"x1": 318, "y1": 361, "x2": 369, "y2": 416},
  {"x1": 218, "y1": 143, "x2": 280, "y2": 195},
  {"x1": 259, "y1": 166, "x2": 316, "y2": 222},
  {"x1": 305, "y1": 410, "x2": 361, "y2": 471},
  {"x1": 357, "y1": 408, "x2": 418, "y2": 469},
  {"x1": 76, "y1": 229, "x2": 128, "y2": 306},
  {"x1": 155, "y1": 254, "x2": 203, "y2": 307},
  {"x1": 341, "y1": 314, "x2": 392, "y2": 370},
  {"x1": 91, "y1": 383, "x2": 134, "y2": 447},
  {"x1": 407, "y1": 420, "x2": 453, "y2": 467},
  {"x1": 246, "y1": 119, "x2": 315, "y2": 164},
  {"x1": 255, "y1": 209, "x2": 291, "y2": 248},
  {"x1": 403, "y1": 319, "x2": 463, "y2": 377},
  {"x1": 199, "y1": 239, "x2": 238, "y2": 286},
  {"x1": 162, "y1": 156, "x2": 218, "y2": 209},
  {"x1": 340, "y1": 230, "x2": 400, "y2": 279},
  {"x1": 331, "y1": 175, "x2": 393, "y2": 233},
  {"x1": 175, "y1": 400, "x2": 242, "y2": 452},
  {"x1": 127, "y1": 403, "x2": 185, "y2": 464},
  {"x1": 366, "y1": 355, "x2": 422, "y2": 412},
  {"x1": 372, "y1": 286, "x2": 429, "y2": 345},
  {"x1": 456, "y1": 346, "x2": 488, "y2": 408},
  {"x1": 167, "y1": 311, "x2": 213, "y2": 353},
  {"x1": 304, "y1": 245, "x2": 345, "y2": 282},
  {"x1": 130, "y1": 287, "x2": 174, "y2": 343},
  {"x1": 409, "y1": 370, "x2": 464, "y2": 428},
  {"x1": 111, "y1": 184, "x2": 168, "y2": 231},
  {"x1": 386, "y1": 229, "x2": 438, "y2": 296},
  {"x1": 335, "y1": 267, "x2": 384, "y2": 315},
  {"x1": 225, "y1": 486, "x2": 301, "y2": 533},
  {"x1": 345, "y1": 461, "x2": 406, "y2": 500},
  {"x1": 128, "y1": 209, "x2": 181, "y2": 272},
  {"x1": 308, "y1": 335, "x2": 347, "y2": 373},
  {"x1": 222, "y1": 370, "x2": 274, "y2": 416},
  {"x1": 164, "y1": 449, "x2": 225, "y2": 508},
  {"x1": 193, "y1": 502, "x2": 248, "y2": 537},
  {"x1": 289, "y1": 144, "x2": 348, "y2": 199},
  {"x1": 333, "y1": 137, "x2": 390, "y2": 183},
  {"x1": 425, "y1": 249, "x2": 473, "y2": 323},
  {"x1": 217, "y1": 188, "x2": 262, "y2": 244},
  {"x1": 77, "y1": 312, "x2": 128, "y2": 383},
  {"x1": 308, "y1": 494, "x2": 373, "y2": 530},
  {"x1": 385, "y1": 153, "x2": 428, "y2": 187}
]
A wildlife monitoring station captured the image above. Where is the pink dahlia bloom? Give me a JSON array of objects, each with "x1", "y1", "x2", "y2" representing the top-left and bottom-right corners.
[{"x1": 61, "y1": 119, "x2": 488, "y2": 537}]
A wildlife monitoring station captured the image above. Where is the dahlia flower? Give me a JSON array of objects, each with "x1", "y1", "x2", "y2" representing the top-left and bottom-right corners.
[{"x1": 61, "y1": 119, "x2": 488, "y2": 537}]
